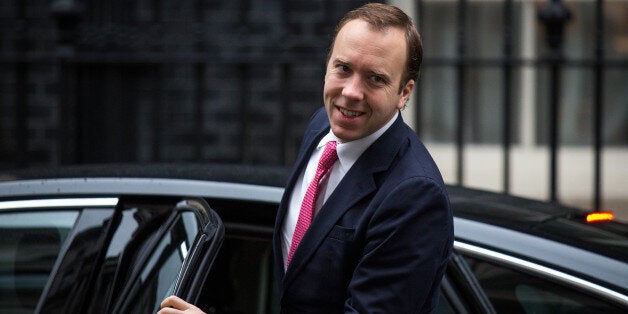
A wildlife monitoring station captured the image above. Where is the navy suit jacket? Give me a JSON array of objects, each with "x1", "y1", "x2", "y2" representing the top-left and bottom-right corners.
[{"x1": 273, "y1": 108, "x2": 453, "y2": 313}]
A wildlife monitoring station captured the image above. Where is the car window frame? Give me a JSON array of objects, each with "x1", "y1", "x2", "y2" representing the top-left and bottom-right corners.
[
  {"x1": 454, "y1": 240, "x2": 628, "y2": 309},
  {"x1": 442, "y1": 252, "x2": 497, "y2": 314},
  {"x1": 171, "y1": 199, "x2": 224, "y2": 304}
]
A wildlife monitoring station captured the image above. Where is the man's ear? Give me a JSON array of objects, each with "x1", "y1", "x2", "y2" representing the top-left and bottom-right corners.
[{"x1": 397, "y1": 79, "x2": 415, "y2": 109}]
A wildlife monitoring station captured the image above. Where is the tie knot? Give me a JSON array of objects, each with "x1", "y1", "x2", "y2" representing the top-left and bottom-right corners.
[{"x1": 319, "y1": 141, "x2": 338, "y2": 171}]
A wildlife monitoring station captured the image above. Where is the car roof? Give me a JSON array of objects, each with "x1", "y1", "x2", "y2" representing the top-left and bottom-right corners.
[
  {"x1": 446, "y1": 185, "x2": 628, "y2": 263},
  {"x1": 0, "y1": 163, "x2": 289, "y2": 187}
]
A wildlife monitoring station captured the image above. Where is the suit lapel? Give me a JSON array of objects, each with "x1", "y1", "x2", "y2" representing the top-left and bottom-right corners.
[
  {"x1": 275, "y1": 111, "x2": 329, "y2": 285},
  {"x1": 283, "y1": 112, "x2": 408, "y2": 289}
]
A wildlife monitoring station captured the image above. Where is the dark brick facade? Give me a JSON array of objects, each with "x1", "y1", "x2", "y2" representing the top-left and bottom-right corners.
[{"x1": 0, "y1": 0, "x2": 375, "y2": 170}]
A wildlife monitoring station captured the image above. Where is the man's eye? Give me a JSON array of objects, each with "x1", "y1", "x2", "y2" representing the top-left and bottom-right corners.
[
  {"x1": 370, "y1": 75, "x2": 384, "y2": 83},
  {"x1": 337, "y1": 65, "x2": 350, "y2": 72}
]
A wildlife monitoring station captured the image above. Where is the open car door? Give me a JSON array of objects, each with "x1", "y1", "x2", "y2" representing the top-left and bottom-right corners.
[{"x1": 112, "y1": 198, "x2": 224, "y2": 314}]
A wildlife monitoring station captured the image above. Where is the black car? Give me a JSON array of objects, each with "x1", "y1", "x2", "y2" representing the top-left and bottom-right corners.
[{"x1": 0, "y1": 164, "x2": 626, "y2": 313}]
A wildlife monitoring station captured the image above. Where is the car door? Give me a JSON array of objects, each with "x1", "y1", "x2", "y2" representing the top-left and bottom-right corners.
[{"x1": 111, "y1": 198, "x2": 225, "y2": 314}]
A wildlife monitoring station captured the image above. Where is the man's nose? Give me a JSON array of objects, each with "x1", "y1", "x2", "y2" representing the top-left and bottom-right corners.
[{"x1": 341, "y1": 75, "x2": 364, "y2": 101}]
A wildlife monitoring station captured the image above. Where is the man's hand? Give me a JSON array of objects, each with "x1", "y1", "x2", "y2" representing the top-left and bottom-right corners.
[{"x1": 157, "y1": 295, "x2": 205, "y2": 314}]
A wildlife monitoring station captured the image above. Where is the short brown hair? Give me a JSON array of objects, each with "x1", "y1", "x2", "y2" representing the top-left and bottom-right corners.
[{"x1": 326, "y1": 3, "x2": 422, "y2": 92}]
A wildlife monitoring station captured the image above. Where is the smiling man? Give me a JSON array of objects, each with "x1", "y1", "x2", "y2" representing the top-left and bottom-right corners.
[
  {"x1": 159, "y1": 3, "x2": 452, "y2": 314},
  {"x1": 273, "y1": 3, "x2": 453, "y2": 313}
]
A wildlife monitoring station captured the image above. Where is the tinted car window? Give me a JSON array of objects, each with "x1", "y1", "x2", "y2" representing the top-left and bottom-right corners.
[
  {"x1": 199, "y1": 236, "x2": 274, "y2": 313},
  {"x1": 116, "y1": 211, "x2": 200, "y2": 314},
  {"x1": 195, "y1": 198, "x2": 278, "y2": 313},
  {"x1": 461, "y1": 255, "x2": 625, "y2": 313},
  {"x1": 0, "y1": 211, "x2": 79, "y2": 313},
  {"x1": 434, "y1": 294, "x2": 456, "y2": 314}
]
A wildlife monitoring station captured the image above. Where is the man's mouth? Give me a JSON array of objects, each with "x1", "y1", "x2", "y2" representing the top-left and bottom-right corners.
[{"x1": 338, "y1": 107, "x2": 363, "y2": 118}]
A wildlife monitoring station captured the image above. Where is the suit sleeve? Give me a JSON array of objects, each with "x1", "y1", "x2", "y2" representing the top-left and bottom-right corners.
[{"x1": 344, "y1": 177, "x2": 453, "y2": 313}]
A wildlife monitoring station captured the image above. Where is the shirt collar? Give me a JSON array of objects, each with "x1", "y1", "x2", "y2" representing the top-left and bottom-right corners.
[{"x1": 317, "y1": 111, "x2": 399, "y2": 172}]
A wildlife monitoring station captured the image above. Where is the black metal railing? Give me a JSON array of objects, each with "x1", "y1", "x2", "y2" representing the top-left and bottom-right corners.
[{"x1": 414, "y1": 0, "x2": 612, "y2": 211}]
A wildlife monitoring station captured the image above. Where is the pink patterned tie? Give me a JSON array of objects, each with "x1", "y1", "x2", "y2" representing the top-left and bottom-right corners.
[{"x1": 287, "y1": 141, "x2": 338, "y2": 266}]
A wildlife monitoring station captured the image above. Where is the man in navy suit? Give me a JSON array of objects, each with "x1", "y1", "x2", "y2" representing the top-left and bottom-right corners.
[
  {"x1": 159, "y1": 3, "x2": 452, "y2": 314},
  {"x1": 273, "y1": 3, "x2": 453, "y2": 313}
]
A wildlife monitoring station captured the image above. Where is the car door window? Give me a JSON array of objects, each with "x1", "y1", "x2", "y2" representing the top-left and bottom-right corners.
[
  {"x1": 0, "y1": 211, "x2": 79, "y2": 313},
  {"x1": 115, "y1": 211, "x2": 200, "y2": 314},
  {"x1": 435, "y1": 291, "x2": 457, "y2": 314},
  {"x1": 195, "y1": 236, "x2": 273, "y2": 314},
  {"x1": 461, "y1": 255, "x2": 625, "y2": 313}
]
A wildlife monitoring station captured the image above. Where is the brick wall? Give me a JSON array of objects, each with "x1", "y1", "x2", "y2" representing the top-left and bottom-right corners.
[{"x1": 0, "y1": 0, "x2": 375, "y2": 170}]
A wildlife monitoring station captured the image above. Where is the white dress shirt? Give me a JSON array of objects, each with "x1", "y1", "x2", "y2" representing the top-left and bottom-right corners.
[{"x1": 281, "y1": 111, "x2": 399, "y2": 269}]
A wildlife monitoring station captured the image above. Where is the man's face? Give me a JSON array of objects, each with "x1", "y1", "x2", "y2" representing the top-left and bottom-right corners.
[{"x1": 324, "y1": 19, "x2": 414, "y2": 143}]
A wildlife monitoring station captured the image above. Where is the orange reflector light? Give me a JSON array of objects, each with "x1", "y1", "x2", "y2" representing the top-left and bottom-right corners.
[{"x1": 586, "y1": 212, "x2": 614, "y2": 223}]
